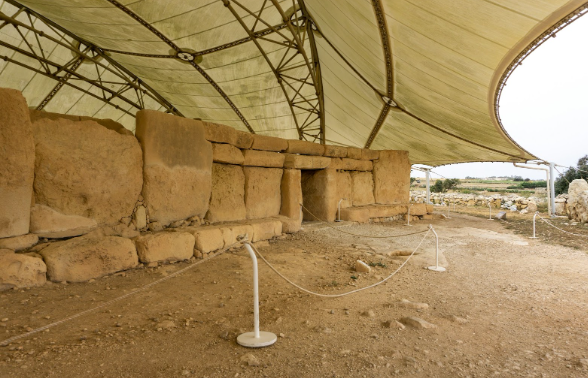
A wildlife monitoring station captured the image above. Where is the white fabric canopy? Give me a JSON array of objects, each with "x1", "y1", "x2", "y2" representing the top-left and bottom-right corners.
[{"x1": 1, "y1": 0, "x2": 585, "y2": 165}]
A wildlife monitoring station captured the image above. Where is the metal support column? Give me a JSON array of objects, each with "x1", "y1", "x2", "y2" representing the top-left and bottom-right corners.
[
  {"x1": 425, "y1": 169, "x2": 431, "y2": 204},
  {"x1": 549, "y1": 162, "x2": 556, "y2": 217}
]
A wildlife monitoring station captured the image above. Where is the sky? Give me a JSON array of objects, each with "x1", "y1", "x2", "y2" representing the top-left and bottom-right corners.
[{"x1": 413, "y1": 14, "x2": 588, "y2": 180}]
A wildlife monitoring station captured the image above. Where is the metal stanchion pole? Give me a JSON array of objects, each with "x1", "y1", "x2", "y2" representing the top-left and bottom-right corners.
[
  {"x1": 530, "y1": 212, "x2": 539, "y2": 239},
  {"x1": 427, "y1": 225, "x2": 446, "y2": 272}
]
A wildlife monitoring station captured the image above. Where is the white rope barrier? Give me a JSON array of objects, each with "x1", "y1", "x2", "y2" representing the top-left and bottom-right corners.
[
  {"x1": 0, "y1": 243, "x2": 236, "y2": 347},
  {"x1": 536, "y1": 214, "x2": 588, "y2": 238},
  {"x1": 250, "y1": 228, "x2": 433, "y2": 298}
]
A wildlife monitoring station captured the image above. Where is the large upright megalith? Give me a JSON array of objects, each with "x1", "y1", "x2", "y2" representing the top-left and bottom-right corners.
[
  {"x1": 136, "y1": 110, "x2": 213, "y2": 226},
  {"x1": 373, "y1": 150, "x2": 410, "y2": 204},
  {"x1": 0, "y1": 88, "x2": 35, "y2": 238}
]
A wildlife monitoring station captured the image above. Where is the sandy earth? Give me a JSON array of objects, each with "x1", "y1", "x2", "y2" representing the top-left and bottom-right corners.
[{"x1": 1, "y1": 213, "x2": 588, "y2": 377}]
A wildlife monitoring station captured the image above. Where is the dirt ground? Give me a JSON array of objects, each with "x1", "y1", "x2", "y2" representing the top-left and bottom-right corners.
[{"x1": 1, "y1": 211, "x2": 588, "y2": 378}]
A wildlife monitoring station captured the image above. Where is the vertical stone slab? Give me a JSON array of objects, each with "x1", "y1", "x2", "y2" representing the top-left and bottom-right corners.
[
  {"x1": 244, "y1": 167, "x2": 283, "y2": 219},
  {"x1": 0, "y1": 88, "x2": 34, "y2": 238},
  {"x1": 301, "y1": 169, "x2": 338, "y2": 222},
  {"x1": 373, "y1": 150, "x2": 410, "y2": 204},
  {"x1": 280, "y1": 169, "x2": 302, "y2": 219},
  {"x1": 206, "y1": 163, "x2": 246, "y2": 222},
  {"x1": 336, "y1": 171, "x2": 352, "y2": 209},
  {"x1": 351, "y1": 171, "x2": 375, "y2": 206},
  {"x1": 136, "y1": 110, "x2": 212, "y2": 226}
]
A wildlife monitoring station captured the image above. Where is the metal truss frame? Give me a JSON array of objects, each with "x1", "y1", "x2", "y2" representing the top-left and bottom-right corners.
[
  {"x1": 223, "y1": 0, "x2": 325, "y2": 143},
  {"x1": 0, "y1": 0, "x2": 181, "y2": 117}
]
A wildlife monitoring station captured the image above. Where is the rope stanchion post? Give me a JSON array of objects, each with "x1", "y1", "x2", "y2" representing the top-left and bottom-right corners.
[
  {"x1": 488, "y1": 202, "x2": 494, "y2": 220},
  {"x1": 405, "y1": 204, "x2": 413, "y2": 226},
  {"x1": 336, "y1": 198, "x2": 347, "y2": 222},
  {"x1": 530, "y1": 211, "x2": 539, "y2": 239},
  {"x1": 426, "y1": 225, "x2": 446, "y2": 272},
  {"x1": 237, "y1": 238, "x2": 277, "y2": 348}
]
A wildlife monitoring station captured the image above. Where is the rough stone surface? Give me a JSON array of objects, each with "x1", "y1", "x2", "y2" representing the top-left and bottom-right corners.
[
  {"x1": 567, "y1": 179, "x2": 588, "y2": 223},
  {"x1": 136, "y1": 110, "x2": 212, "y2": 226},
  {"x1": 251, "y1": 135, "x2": 288, "y2": 152},
  {"x1": 0, "y1": 234, "x2": 38, "y2": 252},
  {"x1": 206, "y1": 164, "x2": 246, "y2": 222},
  {"x1": 373, "y1": 150, "x2": 410, "y2": 204},
  {"x1": 30, "y1": 110, "x2": 132, "y2": 136},
  {"x1": 336, "y1": 171, "x2": 353, "y2": 210},
  {"x1": 30, "y1": 204, "x2": 98, "y2": 238},
  {"x1": 32, "y1": 116, "x2": 143, "y2": 225},
  {"x1": 495, "y1": 211, "x2": 507, "y2": 220},
  {"x1": 134, "y1": 206, "x2": 147, "y2": 230},
  {"x1": 283, "y1": 154, "x2": 331, "y2": 170},
  {"x1": 0, "y1": 250, "x2": 46, "y2": 291},
  {"x1": 301, "y1": 169, "x2": 337, "y2": 222},
  {"x1": 355, "y1": 260, "x2": 371, "y2": 273},
  {"x1": 361, "y1": 149, "x2": 380, "y2": 161},
  {"x1": 399, "y1": 299, "x2": 429, "y2": 310},
  {"x1": 286, "y1": 140, "x2": 325, "y2": 156},
  {"x1": 330, "y1": 158, "x2": 373, "y2": 171},
  {"x1": 280, "y1": 169, "x2": 302, "y2": 219},
  {"x1": 347, "y1": 147, "x2": 363, "y2": 160},
  {"x1": 40, "y1": 236, "x2": 138, "y2": 282},
  {"x1": 221, "y1": 224, "x2": 254, "y2": 247},
  {"x1": 193, "y1": 227, "x2": 225, "y2": 253},
  {"x1": 202, "y1": 121, "x2": 253, "y2": 149},
  {"x1": 250, "y1": 220, "x2": 282, "y2": 242},
  {"x1": 244, "y1": 168, "x2": 283, "y2": 219},
  {"x1": 135, "y1": 232, "x2": 195, "y2": 263},
  {"x1": 212, "y1": 143, "x2": 244, "y2": 165},
  {"x1": 351, "y1": 172, "x2": 375, "y2": 206},
  {"x1": 323, "y1": 145, "x2": 348, "y2": 158},
  {"x1": 242, "y1": 150, "x2": 285, "y2": 168},
  {"x1": 0, "y1": 88, "x2": 35, "y2": 238},
  {"x1": 276, "y1": 216, "x2": 302, "y2": 233},
  {"x1": 399, "y1": 316, "x2": 437, "y2": 329}
]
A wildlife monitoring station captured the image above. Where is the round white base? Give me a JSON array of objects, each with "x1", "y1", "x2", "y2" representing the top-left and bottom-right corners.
[
  {"x1": 427, "y1": 266, "x2": 446, "y2": 272},
  {"x1": 529, "y1": 236, "x2": 539, "y2": 239},
  {"x1": 404, "y1": 224, "x2": 412, "y2": 227},
  {"x1": 237, "y1": 331, "x2": 277, "y2": 348},
  {"x1": 487, "y1": 219, "x2": 494, "y2": 221}
]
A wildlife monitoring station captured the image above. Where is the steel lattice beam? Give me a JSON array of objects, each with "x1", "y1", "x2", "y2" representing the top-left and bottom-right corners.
[
  {"x1": 224, "y1": 0, "x2": 325, "y2": 143},
  {"x1": 0, "y1": 1, "x2": 182, "y2": 117}
]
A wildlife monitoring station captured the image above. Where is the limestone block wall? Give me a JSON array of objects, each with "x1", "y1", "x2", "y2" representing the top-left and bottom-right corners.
[{"x1": 0, "y1": 88, "x2": 412, "y2": 290}]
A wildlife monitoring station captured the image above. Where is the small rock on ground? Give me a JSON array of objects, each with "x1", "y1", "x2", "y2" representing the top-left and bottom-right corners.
[{"x1": 399, "y1": 316, "x2": 437, "y2": 329}]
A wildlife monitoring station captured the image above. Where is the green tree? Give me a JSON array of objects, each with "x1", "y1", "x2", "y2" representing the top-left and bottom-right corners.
[
  {"x1": 431, "y1": 179, "x2": 444, "y2": 193},
  {"x1": 555, "y1": 155, "x2": 588, "y2": 195},
  {"x1": 442, "y1": 178, "x2": 460, "y2": 191}
]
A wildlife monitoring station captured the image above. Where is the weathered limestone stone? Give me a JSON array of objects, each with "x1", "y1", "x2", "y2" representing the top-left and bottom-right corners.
[
  {"x1": 0, "y1": 250, "x2": 46, "y2": 290},
  {"x1": 301, "y1": 169, "x2": 337, "y2": 222},
  {"x1": 275, "y1": 216, "x2": 301, "y2": 233},
  {"x1": 136, "y1": 110, "x2": 212, "y2": 226},
  {"x1": 409, "y1": 203, "x2": 427, "y2": 216},
  {"x1": 242, "y1": 150, "x2": 285, "y2": 168},
  {"x1": 567, "y1": 179, "x2": 588, "y2": 223},
  {"x1": 206, "y1": 164, "x2": 246, "y2": 222},
  {"x1": 212, "y1": 143, "x2": 244, "y2": 165},
  {"x1": 351, "y1": 172, "x2": 375, "y2": 206},
  {"x1": 0, "y1": 234, "x2": 38, "y2": 252},
  {"x1": 355, "y1": 260, "x2": 371, "y2": 273},
  {"x1": 286, "y1": 140, "x2": 325, "y2": 156},
  {"x1": 0, "y1": 88, "x2": 35, "y2": 238},
  {"x1": 135, "y1": 232, "x2": 195, "y2": 263},
  {"x1": 221, "y1": 224, "x2": 254, "y2": 246},
  {"x1": 399, "y1": 316, "x2": 437, "y2": 329},
  {"x1": 323, "y1": 145, "x2": 348, "y2": 158},
  {"x1": 283, "y1": 154, "x2": 331, "y2": 170},
  {"x1": 426, "y1": 204, "x2": 434, "y2": 213},
  {"x1": 280, "y1": 169, "x2": 302, "y2": 219},
  {"x1": 329, "y1": 158, "x2": 373, "y2": 171},
  {"x1": 30, "y1": 110, "x2": 132, "y2": 136},
  {"x1": 32, "y1": 117, "x2": 143, "y2": 225},
  {"x1": 40, "y1": 236, "x2": 138, "y2": 282},
  {"x1": 30, "y1": 204, "x2": 97, "y2": 238},
  {"x1": 336, "y1": 171, "x2": 353, "y2": 210},
  {"x1": 134, "y1": 206, "x2": 147, "y2": 230},
  {"x1": 361, "y1": 149, "x2": 380, "y2": 161},
  {"x1": 202, "y1": 121, "x2": 253, "y2": 149},
  {"x1": 373, "y1": 150, "x2": 410, "y2": 204},
  {"x1": 193, "y1": 227, "x2": 225, "y2": 253},
  {"x1": 244, "y1": 168, "x2": 283, "y2": 219},
  {"x1": 251, "y1": 134, "x2": 288, "y2": 152},
  {"x1": 340, "y1": 204, "x2": 407, "y2": 223},
  {"x1": 347, "y1": 147, "x2": 363, "y2": 160},
  {"x1": 250, "y1": 220, "x2": 282, "y2": 242}
]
